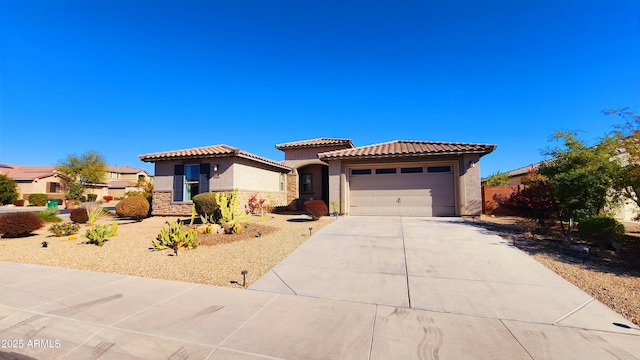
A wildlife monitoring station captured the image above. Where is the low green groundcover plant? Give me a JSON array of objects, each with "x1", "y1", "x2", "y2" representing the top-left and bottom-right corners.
[
  {"x1": 48, "y1": 223, "x2": 80, "y2": 237},
  {"x1": 153, "y1": 220, "x2": 199, "y2": 254},
  {"x1": 84, "y1": 222, "x2": 118, "y2": 246}
]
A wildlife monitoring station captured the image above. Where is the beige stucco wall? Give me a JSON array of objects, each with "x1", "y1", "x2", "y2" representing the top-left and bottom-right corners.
[
  {"x1": 232, "y1": 159, "x2": 284, "y2": 192},
  {"x1": 16, "y1": 174, "x2": 64, "y2": 200},
  {"x1": 459, "y1": 154, "x2": 482, "y2": 216},
  {"x1": 283, "y1": 145, "x2": 351, "y2": 161}
]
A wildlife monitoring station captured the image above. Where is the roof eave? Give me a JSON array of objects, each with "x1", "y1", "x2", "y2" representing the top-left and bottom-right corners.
[{"x1": 319, "y1": 149, "x2": 496, "y2": 161}]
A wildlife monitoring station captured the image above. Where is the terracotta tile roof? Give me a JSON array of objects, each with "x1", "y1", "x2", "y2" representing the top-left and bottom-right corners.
[
  {"x1": 139, "y1": 144, "x2": 291, "y2": 171},
  {"x1": 0, "y1": 164, "x2": 59, "y2": 181},
  {"x1": 319, "y1": 140, "x2": 497, "y2": 160},
  {"x1": 275, "y1": 138, "x2": 354, "y2": 150}
]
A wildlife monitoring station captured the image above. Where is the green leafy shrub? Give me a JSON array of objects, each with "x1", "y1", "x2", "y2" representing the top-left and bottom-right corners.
[
  {"x1": 152, "y1": 220, "x2": 199, "y2": 254},
  {"x1": 579, "y1": 216, "x2": 625, "y2": 249},
  {"x1": 36, "y1": 208, "x2": 62, "y2": 223},
  {"x1": 115, "y1": 196, "x2": 150, "y2": 221},
  {"x1": 48, "y1": 223, "x2": 80, "y2": 237},
  {"x1": 0, "y1": 212, "x2": 44, "y2": 238},
  {"x1": 192, "y1": 192, "x2": 221, "y2": 223},
  {"x1": 84, "y1": 222, "x2": 118, "y2": 246},
  {"x1": 87, "y1": 194, "x2": 98, "y2": 202},
  {"x1": 27, "y1": 193, "x2": 48, "y2": 206},
  {"x1": 13, "y1": 200, "x2": 25, "y2": 207},
  {"x1": 303, "y1": 200, "x2": 328, "y2": 220},
  {"x1": 0, "y1": 174, "x2": 18, "y2": 205},
  {"x1": 70, "y1": 208, "x2": 89, "y2": 224}
]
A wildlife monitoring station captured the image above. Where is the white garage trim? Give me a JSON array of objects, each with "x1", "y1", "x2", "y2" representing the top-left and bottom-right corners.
[{"x1": 346, "y1": 162, "x2": 458, "y2": 217}]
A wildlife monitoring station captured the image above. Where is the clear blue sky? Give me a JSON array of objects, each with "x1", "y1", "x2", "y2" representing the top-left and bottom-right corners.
[{"x1": 1, "y1": 0, "x2": 638, "y2": 178}]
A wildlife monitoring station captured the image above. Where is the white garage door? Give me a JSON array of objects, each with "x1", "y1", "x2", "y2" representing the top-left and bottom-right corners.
[{"x1": 349, "y1": 165, "x2": 455, "y2": 216}]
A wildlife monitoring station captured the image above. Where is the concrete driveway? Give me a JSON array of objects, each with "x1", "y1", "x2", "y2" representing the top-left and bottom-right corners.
[{"x1": 1, "y1": 216, "x2": 638, "y2": 359}]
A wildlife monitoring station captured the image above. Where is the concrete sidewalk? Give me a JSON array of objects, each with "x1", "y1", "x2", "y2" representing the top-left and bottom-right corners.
[{"x1": 0, "y1": 217, "x2": 639, "y2": 359}]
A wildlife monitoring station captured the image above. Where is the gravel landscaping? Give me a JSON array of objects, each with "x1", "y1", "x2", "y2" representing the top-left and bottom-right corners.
[
  {"x1": 0, "y1": 213, "x2": 333, "y2": 288},
  {"x1": 474, "y1": 215, "x2": 640, "y2": 326}
]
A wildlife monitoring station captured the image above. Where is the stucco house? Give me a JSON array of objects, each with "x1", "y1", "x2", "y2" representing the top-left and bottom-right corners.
[
  {"x1": 0, "y1": 163, "x2": 153, "y2": 203},
  {"x1": 139, "y1": 138, "x2": 496, "y2": 217}
]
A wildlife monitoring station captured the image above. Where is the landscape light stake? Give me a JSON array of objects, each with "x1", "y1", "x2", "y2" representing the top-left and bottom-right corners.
[
  {"x1": 309, "y1": 227, "x2": 313, "y2": 236},
  {"x1": 41, "y1": 241, "x2": 48, "y2": 248},
  {"x1": 230, "y1": 270, "x2": 249, "y2": 287},
  {"x1": 173, "y1": 244, "x2": 179, "y2": 256}
]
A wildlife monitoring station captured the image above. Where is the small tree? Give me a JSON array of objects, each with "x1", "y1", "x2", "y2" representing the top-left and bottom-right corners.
[
  {"x1": 0, "y1": 174, "x2": 18, "y2": 205},
  {"x1": 56, "y1": 151, "x2": 107, "y2": 200},
  {"x1": 483, "y1": 171, "x2": 510, "y2": 186},
  {"x1": 538, "y1": 131, "x2": 623, "y2": 237}
]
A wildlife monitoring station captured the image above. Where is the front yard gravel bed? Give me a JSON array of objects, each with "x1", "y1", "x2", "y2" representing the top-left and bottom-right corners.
[{"x1": 0, "y1": 214, "x2": 333, "y2": 288}]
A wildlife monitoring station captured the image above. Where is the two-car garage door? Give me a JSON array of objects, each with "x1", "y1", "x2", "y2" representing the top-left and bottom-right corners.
[{"x1": 349, "y1": 164, "x2": 455, "y2": 216}]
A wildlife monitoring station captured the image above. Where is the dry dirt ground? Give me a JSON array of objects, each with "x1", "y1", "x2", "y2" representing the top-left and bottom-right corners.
[{"x1": 473, "y1": 215, "x2": 640, "y2": 326}]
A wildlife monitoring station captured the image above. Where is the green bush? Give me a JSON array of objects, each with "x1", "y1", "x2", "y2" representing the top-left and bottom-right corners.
[
  {"x1": 27, "y1": 193, "x2": 48, "y2": 206},
  {"x1": 0, "y1": 212, "x2": 44, "y2": 238},
  {"x1": 48, "y1": 223, "x2": 80, "y2": 237},
  {"x1": 115, "y1": 196, "x2": 150, "y2": 221},
  {"x1": 0, "y1": 174, "x2": 18, "y2": 205},
  {"x1": 579, "y1": 216, "x2": 625, "y2": 249},
  {"x1": 70, "y1": 208, "x2": 89, "y2": 224},
  {"x1": 87, "y1": 194, "x2": 98, "y2": 202},
  {"x1": 84, "y1": 222, "x2": 118, "y2": 246},
  {"x1": 303, "y1": 200, "x2": 328, "y2": 220},
  {"x1": 192, "y1": 192, "x2": 221, "y2": 223},
  {"x1": 36, "y1": 208, "x2": 62, "y2": 223},
  {"x1": 152, "y1": 220, "x2": 199, "y2": 254}
]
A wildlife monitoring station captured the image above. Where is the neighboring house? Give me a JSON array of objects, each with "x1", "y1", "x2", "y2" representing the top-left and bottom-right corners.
[
  {"x1": 0, "y1": 164, "x2": 65, "y2": 202},
  {"x1": 0, "y1": 163, "x2": 154, "y2": 203},
  {"x1": 139, "y1": 138, "x2": 496, "y2": 217},
  {"x1": 103, "y1": 165, "x2": 153, "y2": 198}
]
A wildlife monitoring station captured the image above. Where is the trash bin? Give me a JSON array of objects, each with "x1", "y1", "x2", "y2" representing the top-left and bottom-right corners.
[{"x1": 46, "y1": 200, "x2": 58, "y2": 209}]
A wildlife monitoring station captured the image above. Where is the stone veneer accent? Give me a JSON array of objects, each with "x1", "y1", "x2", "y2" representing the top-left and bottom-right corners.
[
  {"x1": 151, "y1": 190, "x2": 288, "y2": 217},
  {"x1": 151, "y1": 191, "x2": 193, "y2": 216},
  {"x1": 286, "y1": 172, "x2": 298, "y2": 210}
]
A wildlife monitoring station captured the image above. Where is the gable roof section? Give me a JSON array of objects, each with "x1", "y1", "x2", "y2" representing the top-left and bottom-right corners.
[
  {"x1": 275, "y1": 138, "x2": 354, "y2": 150},
  {"x1": 318, "y1": 140, "x2": 497, "y2": 160},
  {"x1": 107, "y1": 165, "x2": 146, "y2": 174},
  {"x1": 0, "y1": 164, "x2": 58, "y2": 181},
  {"x1": 139, "y1": 144, "x2": 291, "y2": 171},
  {"x1": 506, "y1": 162, "x2": 541, "y2": 177}
]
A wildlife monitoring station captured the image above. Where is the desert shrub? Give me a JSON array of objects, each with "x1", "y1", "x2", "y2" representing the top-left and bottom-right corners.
[
  {"x1": 84, "y1": 222, "x2": 118, "y2": 246},
  {"x1": 27, "y1": 193, "x2": 48, "y2": 206},
  {"x1": 215, "y1": 189, "x2": 244, "y2": 223},
  {"x1": 48, "y1": 223, "x2": 80, "y2": 237},
  {"x1": 0, "y1": 174, "x2": 18, "y2": 205},
  {"x1": 115, "y1": 196, "x2": 150, "y2": 221},
  {"x1": 87, "y1": 194, "x2": 98, "y2": 202},
  {"x1": 498, "y1": 180, "x2": 556, "y2": 227},
  {"x1": 579, "y1": 216, "x2": 625, "y2": 249},
  {"x1": 36, "y1": 208, "x2": 62, "y2": 223},
  {"x1": 152, "y1": 220, "x2": 199, "y2": 254},
  {"x1": 0, "y1": 212, "x2": 44, "y2": 237},
  {"x1": 12, "y1": 200, "x2": 25, "y2": 207},
  {"x1": 303, "y1": 200, "x2": 328, "y2": 220},
  {"x1": 70, "y1": 208, "x2": 89, "y2": 224},
  {"x1": 192, "y1": 192, "x2": 221, "y2": 223},
  {"x1": 223, "y1": 221, "x2": 243, "y2": 234}
]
